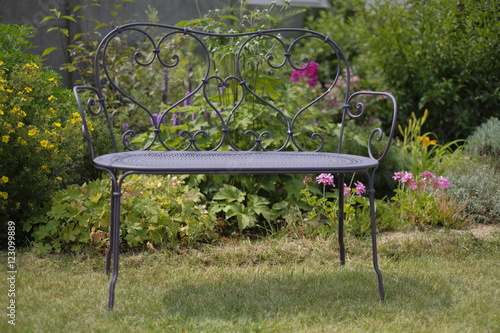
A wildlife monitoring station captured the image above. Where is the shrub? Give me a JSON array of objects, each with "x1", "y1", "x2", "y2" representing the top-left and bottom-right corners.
[
  {"x1": 390, "y1": 171, "x2": 468, "y2": 229},
  {"x1": 0, "y1": 24, "x2": 96, "y2": 235},
  {"x1": 26, "y1": 175, "x2": 218, "y2": 253},
  {"x1": 466, "y1": 117, "x2": 500, "y2": 170},
  {"x1": 443, "y1": 152, "x2": 500, "y2": 224},
  {"x1": 306, "y1": 0, "x2": 500, "y2": 141}
]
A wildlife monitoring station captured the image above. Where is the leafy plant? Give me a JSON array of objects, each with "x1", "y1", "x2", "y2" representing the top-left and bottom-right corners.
[
  {"x1": 466, "y1": 117, "x2": 500, "y2": 170},
  {"x1": 306, "y1": 0, "x2": 500, "y2": 141},
  {"x1": 443, "y1": 153, "x2": 500, "y2": 224},
  {"x1": 27, "y1": 175, "x2": 218, "y2": 253},
  {"x1": 390, "y1": 171, "x2": 468, "y2": 229},
  {"x1": 0, "y1": 24, "x2": 97, "y2": 232},
  {"x1": 397, "y1": 109, "x2": 463, "y2": 175}
]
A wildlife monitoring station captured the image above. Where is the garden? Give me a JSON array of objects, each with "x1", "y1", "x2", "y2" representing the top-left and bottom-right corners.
[{"x1": 1, "y1": 0, "x2": 499, "y2": 331}]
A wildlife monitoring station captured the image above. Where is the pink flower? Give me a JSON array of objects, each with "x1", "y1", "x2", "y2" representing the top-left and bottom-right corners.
[
  {"x1": 344, "y1": 184, "x2": 351, "y2": 196},
  {"x1": 393, "y1": 171, "x2": 417, "y2": 190},
  {"x1": 420, "y1": 171, "x2": 436, "y2": 179},
  {"x1": 393, "y1": 171, "x2": 414, "y2": 185},
  {"x1": 434, "y1": 176, "x2": 450, "y2": 188},
  {"x1": 354, "y1": 181, "x2": 366, "y2": 195},
  {"x1": 290, "y1": 62, "x2": 320, "y2": 87},
  {"x1": 316, "y1": 173, "x2": 335, "y2": 187}
]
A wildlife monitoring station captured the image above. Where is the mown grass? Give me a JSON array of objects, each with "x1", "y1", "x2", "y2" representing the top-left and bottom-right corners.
[{"x1": 1, "y1": 229, "x2": 499, "y2": 332}]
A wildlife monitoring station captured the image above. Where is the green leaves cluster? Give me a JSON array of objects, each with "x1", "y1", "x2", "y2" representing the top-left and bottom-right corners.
[
  {"x1": 210, "y1": 184, "x2": 276, "y2": 230},
  {"x1": 306, "y1": 0, "x2": 500, "y2": 141},
  {"x1": 27, "y1": 175, "x2": 218, "y2": 253}
]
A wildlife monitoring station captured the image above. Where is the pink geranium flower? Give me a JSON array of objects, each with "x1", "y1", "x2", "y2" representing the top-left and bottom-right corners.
[
  {"x1": 316, "y1": 173, "x2": 335, "y2": 187},
  {"x1": 354, "y1": 181, "x2": 366, "y2": 195}
]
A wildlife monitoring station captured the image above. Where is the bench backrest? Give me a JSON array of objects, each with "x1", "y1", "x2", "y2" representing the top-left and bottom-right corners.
[{"x1": 74, "y1": 23, "x2": 397, "y2": 161}]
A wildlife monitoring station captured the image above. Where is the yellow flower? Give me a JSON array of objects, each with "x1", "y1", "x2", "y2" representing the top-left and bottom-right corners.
[
  {"x1": 17, "y1": 122, "x2": 24, "y2": 127},
  {"x1": 56, "y1": 177, "x2": 62, "y2": 181},
  {"x1": 25, "y1": 87, "x2": 33, "y2": 93},
  {"x1": 28, "y1": 129, "x2": 38, "y2": 136},
  {"x1": 18, "y1": 138, "x2": 27, "y2": 145},
  {"x1": 1, "y1": 176, "x2": 8, "y2": 183},
  {"x1": 416, "y1": 136, "x2": 437, "y2": 147},
  {"x1": 53, "y1": 122, "x2": 61, "y2": 127},
  {"x1": 41, "y1": 165, "x2": 48, "y2": 170},
  {"x1": 0, "y1": 61, "x2": 3, "y2": 66},
  {"x1": 50, "y1": 107, "x2": 56, "y2": 114},
  {"x1": 48, "y1": 95, "x2": 56, "y2": 102},
  {"x1": 70, "y1": 118, "x2": 79, "y2": 124},
  {"x1": 0, "y1": 192, "x2": 8, "y2": 200},
  {"x1": 40, "y1": 140, "x2": 49, "y2": 148},
  {"x1": 2, "y1": 135, "x2": 9, "y2": 143},
  {"x1": 0, "y1": 110, "x2": 4, "y2": 115}
]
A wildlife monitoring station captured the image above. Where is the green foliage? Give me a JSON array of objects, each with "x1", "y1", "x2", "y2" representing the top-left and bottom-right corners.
[
  {"x1": 209, "y1": 184, "x2": 276, "y2": 230},
  {"x1": 390, "y1": 171, "x2": 468, "y2": 229},
  {"x1": 443, "y1": 153, "x2": 500, "y2": 224},
  {"x1": 42, "y1": 0, "x2": 137, "y2": 84},
  {"x1": 363, "y1": 0, "x2": 500, "y2": 141},
  {"x1": 306, "y1": 0, "x2": 500, "y2": 141},
  {"x1": 27, "y1": 175, "x2": 218, "y2": 253},
  {"x1": 466, "y1": 117, "x2": 500, "y2": 170},
  {"x1": 0, "y1": 24, "x2": 95, "y2": 229},
  {"x1": 397, "y1": 109, "x2": 464, "y2": 175}
]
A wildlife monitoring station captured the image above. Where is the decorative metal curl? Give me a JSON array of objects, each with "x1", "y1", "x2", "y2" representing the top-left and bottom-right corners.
[
  {"x1": 243, "y1": 130, "x2": 272, "y2": 151},
  {"x1": 347, "y1": 101, "x2": 367, "y2": 119}
]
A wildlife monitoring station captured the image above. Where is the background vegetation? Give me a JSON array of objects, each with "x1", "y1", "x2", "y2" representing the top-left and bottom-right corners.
[{"x1": 1, "y1": 0, "x2": 499, "y2": 252}]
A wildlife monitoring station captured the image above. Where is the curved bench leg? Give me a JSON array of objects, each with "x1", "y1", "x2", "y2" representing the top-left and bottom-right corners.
[
  {"x1": 337, "y1": 174, "x2": 346, "y2": 266},
  {"x1": 108, "y1": 178, "x2": 122, "y2": 310},
  {"x1": 368, "y1": 175, "x2": 385, "y2": 301},
  {"x1": 105, "y1": 177, "x2": 118, "y2": 276}
]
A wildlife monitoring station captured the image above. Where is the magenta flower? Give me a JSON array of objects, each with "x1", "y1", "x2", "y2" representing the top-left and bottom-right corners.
[
  {"x1": 393, "y1": 171, "x2": 417, "y2": 190},
  {"x1": 344, "y1": 184, "x2": 351, "y2": 196},
  {"x1": 434, "y1": 176, "x2": 451, "y2": 188},
  {"x1": 420, "y1": 171, "x2": 436, "y2": 179},
  {"x1": 290, "y1": 62, "x2": 320, "y2": 87},
  {"x1": 354, "y1": 181, "x2": 366, "y2": 195},
  {"x1": 316, "y1": 173, "x2": 335, "y2": 187}
]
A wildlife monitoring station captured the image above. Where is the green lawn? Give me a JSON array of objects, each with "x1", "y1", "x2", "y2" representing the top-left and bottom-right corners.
[{"x1": 2, "y1": 227, "x2": 499, "y2": 332}]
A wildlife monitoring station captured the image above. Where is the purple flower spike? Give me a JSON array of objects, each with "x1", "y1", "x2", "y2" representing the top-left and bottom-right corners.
[{"x1": 150, "y1": 113, "x2": 165, "y2": 127}]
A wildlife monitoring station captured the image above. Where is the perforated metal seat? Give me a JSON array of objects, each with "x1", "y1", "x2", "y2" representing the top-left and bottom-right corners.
[{"x1": 94, "y1": 151, "x2": 379, "y2": 174}]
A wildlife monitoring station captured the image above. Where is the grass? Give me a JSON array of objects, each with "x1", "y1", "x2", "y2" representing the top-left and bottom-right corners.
[{"x1": 1, "y1": 229, "x2": 500, "y2": 332}]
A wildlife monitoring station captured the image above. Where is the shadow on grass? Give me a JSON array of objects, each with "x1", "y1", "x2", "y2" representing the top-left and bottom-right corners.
[{"x1": 159, "y1": 268, "x2": 451, "y2": 321}]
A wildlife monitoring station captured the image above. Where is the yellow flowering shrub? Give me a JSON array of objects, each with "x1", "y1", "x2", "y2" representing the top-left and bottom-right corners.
[{"x1": 0, "y1": 24, "x2": 98, "y2": 228}]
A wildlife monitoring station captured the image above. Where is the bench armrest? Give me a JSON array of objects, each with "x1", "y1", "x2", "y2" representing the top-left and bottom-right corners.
[
  {"x1": 73, "y1": 86, "x2": 116, "y2": 162},
  {"x1": 345, "y1": 91, "x2": 398, "y2": 163}
]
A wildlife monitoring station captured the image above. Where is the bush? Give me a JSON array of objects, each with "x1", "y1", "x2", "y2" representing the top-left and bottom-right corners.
[
  {"x1": 444, "y1": 156, "x2": 500, "y2": 224},
  {"x1": 0, "y1": 24, "x2": 98, "y2": 238},
  {"x1": 27, "y1": 175, "x2": 218, "y2": 253},
  {"x1": 466, "y1": 117, "x2": 500, "y2": 170},
  {"x1": 306, "y1": 0, "x2": 500, "y2": 141}
]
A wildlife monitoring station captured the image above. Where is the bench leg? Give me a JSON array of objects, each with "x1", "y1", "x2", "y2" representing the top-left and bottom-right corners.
[
  {"x1": 108, "y1": 179, "x2": 122, "y2": 310},
  {"x1": 368, "y1": 177, "x2": 385, "y2": 301},
  {"x1": 105, "y1": 177, "x2": 118, "y2": 276},
  {"x1": 337, "y1": 174, "x2": 346, "y2": 266}
]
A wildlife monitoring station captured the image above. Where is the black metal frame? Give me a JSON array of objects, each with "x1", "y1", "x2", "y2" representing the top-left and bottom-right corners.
[{"x1": 73, "y1": 23, "x2": 397, "y2": 310}]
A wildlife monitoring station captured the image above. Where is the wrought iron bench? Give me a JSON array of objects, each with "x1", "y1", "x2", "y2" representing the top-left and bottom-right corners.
[{"x1": 73, "y1": 22, "x2": 397, "y2": 310}]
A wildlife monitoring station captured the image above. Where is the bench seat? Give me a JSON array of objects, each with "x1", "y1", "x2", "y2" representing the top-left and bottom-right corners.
[{"x1": 94, "y1": 151, "x2": 379, "y2": 174}]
